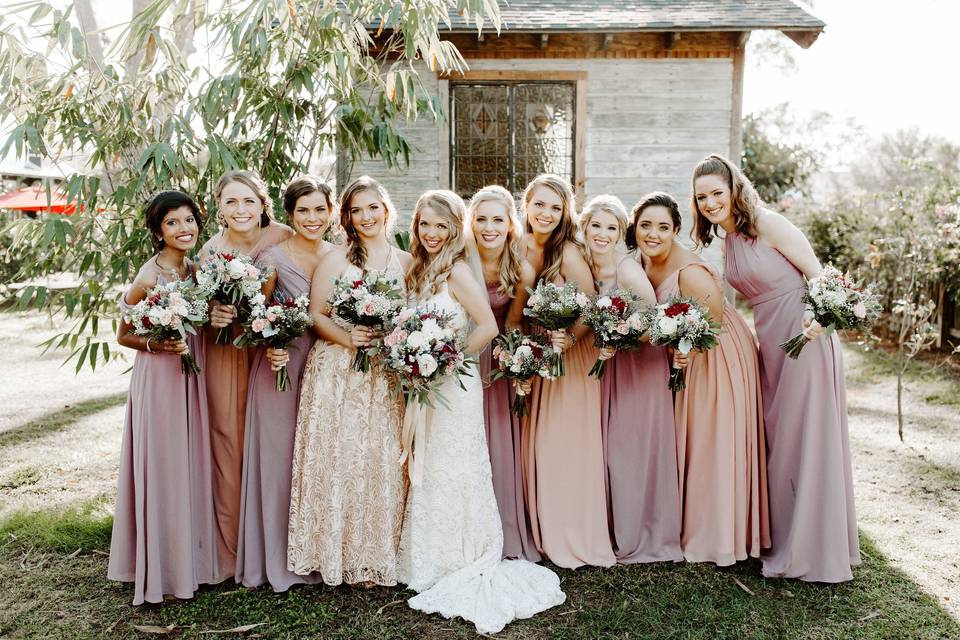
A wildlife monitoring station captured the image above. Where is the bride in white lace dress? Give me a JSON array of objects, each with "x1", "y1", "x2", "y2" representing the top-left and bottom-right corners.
[{"x1": 397, "y1": 190, "x2": 566, "y2": 634}]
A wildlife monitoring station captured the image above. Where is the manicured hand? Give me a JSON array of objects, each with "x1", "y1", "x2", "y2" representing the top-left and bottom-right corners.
[
  {"x1": 266, "y1": 347, "x2": 289, "y2": 371},
  {"x1": 209, "y1": 301, "x2": 237, "y2": 329},
  {"x1": 549, "y1": 329, "x2": 572, "y2": 353},
  {"x1": 598, "y1": 346, "x2": 616, "y2": 361},
  {"x1": 157, "y1": 338, "x2": 189, "y2": 355},
  {"x1": 801, "y1": 310, "x2": 826, "y2": 341},
  {"x1": 515, "y1": 378, "x2": 533, "y2": 396},
  {"x1": 351, "y1": 326, "x2": 373, "y2": 347},
  {"x1": 672, "y1": 350, "x2": 689, "y2": 370}
]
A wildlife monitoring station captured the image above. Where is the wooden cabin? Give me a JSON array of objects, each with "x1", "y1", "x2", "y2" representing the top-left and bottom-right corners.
[{"x1": 342, "y1": 0, "x2": 824, "y2": 245}]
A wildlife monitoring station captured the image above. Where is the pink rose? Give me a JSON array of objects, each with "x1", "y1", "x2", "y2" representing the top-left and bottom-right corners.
[
  {"x1": 397, "y1": 308, "x2": 414, "y2": 323},
  {"x1": 615, "y1": 322, "x2": 629, "y2": 335},
  {"x1": 853, "y1": 301, "x2": 867, "y2": 319},
  {"x1": 363, "y1": 302, "x2": 376, "y2": 315},
  {"x1": 245, "y1": 264, "x2": 260, "y2": 278},
  {"x1": 251, "y1": 318, "x2": 267, "y2": 333},
  {"x1": 385, "y1": 329, "x2": 406, "y2": 347},
  {"x1": 266, "y1": 312, "x2": 278, "y2": 322}
]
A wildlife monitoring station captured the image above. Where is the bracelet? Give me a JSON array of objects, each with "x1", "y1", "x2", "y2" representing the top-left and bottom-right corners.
[
  {"x1": 570, "y1": 332, "x2": 578, "y2": 345},
  {"x1": 146, "y1": 338, "x2": 153, "y2": 353}
]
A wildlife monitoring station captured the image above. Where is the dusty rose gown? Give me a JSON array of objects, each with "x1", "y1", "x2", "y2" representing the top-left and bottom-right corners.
[
  {"x1": 479, "y1": 282, "x2": 541, "y2": 561},
  {"x1": 523, "y1": 278, "x2": 616, "y2": 569},
  {"x1": 655, "y1": 262, "x2": 770, "y2": 566},
  {"x1": 599, "y1": 266, "x2": 682, "y2": 563},
  {"x1": 235, "y1": 245, "x2": 322, "y2": 591},
  {"x1": 108, "y1": 262, "x2": 225, "y2": 604},
  {"x1": 201, "y1": 223, "x2": 290, "y2": 574},
  {"x1": 724, "y1": 232, "x2": 860, "y2": 582}
]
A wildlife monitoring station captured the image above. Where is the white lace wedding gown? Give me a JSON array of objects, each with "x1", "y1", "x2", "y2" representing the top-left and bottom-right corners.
[{"x1": 397, "y1": 282, "x2": 566, "y2": 634}]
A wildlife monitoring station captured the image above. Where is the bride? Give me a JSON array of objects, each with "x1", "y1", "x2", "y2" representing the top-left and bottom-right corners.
[{"x1": 397, "y1": 190, "x2": 566, "y2": 634}]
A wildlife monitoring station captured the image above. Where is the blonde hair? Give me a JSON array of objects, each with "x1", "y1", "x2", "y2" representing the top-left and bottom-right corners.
[
  {"x1": 522, "y1": 174, "x2": 581, "y2": 284},
  {"x1": 406, "y1": 190, "x2": 468, "y2": 297},
  {"x1": 579, "y1": 194, "x2": 628, "y2": 265},
  {"x1": 691, "y1": 154, "x2": 760, "y2": 248},
  {"x1": 467, "y1": 185, "x2": 524, "y2": 297},
  {"x1": 338, "y1": 176, "x2": 396, "y2": 268},
  {"x1": 215, "y1": 170, "x2": 274, "y2": 228}
]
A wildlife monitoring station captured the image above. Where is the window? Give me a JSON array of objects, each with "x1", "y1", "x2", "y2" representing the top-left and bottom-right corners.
[{"x1": 450, "y1": 81, "x2": 576, "y2": 198}]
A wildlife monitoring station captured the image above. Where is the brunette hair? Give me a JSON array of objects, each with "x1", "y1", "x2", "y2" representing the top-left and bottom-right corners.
[
  {"x1": 144, "y1": 190, "x2": 203, "y2": 252},
  {"x1": 406, "y1": 190, "x2": 468, "y2": 297},
  {"x1": 467, "y1": 185, "x2": 523, "y2": 297},
  {"x1": 214, "y1": 169, "x2": 274, "y2": 228},
  {"x1": 690, "y1": 154, "x2": 760, "y2": 248},
  {"x1": 522, "y1": 174, "x2": 581, "y2": 283},
  {"x1": 626, "y1": 191, "x2": 682, "y2": 250},
  {"x1": 338, "y1": 176, "x2": 396, "y2": 269}
]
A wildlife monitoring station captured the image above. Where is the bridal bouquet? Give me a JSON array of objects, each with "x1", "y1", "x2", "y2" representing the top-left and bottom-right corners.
[
  {"x1": 648, "y1": 296, "x2": 720, "y2": 391},
  {"x1": 196, "y1": 251, "x2": 265, "y2": 345},
  {"x1": 328, "y1": 271, "x2": 405, "y2": 372},
  {"x1": 580, "y1": 290, "x2": 651, "y2": 379},
  {"x1": 233, "y1": 292, "x2": 312, "y2": 391},
  {"x1": 489, "y1": 330, "x2": 556, "y2": 416},
  {"x1": 522, "y1": 281, "x2": 590, "y2": 377},
  {"x1": 124, "y1": 280, "x2": 209, "y2": 375},
  {"x1": 779, "y1": 264, "x2": 883, "y2": 359},
  {"x1": 381, "y1": 305, "x2": 473, "y2": 408}
]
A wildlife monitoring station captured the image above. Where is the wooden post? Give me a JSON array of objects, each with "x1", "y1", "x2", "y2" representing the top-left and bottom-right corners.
[{"x1": 729, "y1": 31, "x2": 749, "y2": 165}]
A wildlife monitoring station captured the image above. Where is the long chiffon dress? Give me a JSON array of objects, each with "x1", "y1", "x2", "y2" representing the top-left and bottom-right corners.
[
  {"x1": 235, "y1": 245, "x2": 322, "y2": 591},
  {"x1": 478, "y1": 282, "x2": 540, "y2": 561},
  {"x1": 286, "y1": 250, "x2": 407, "y2": 585},
  {"x1": 108, "y1": 262, "x2": 225, "y2": 604},
  {"x1": 523, "y1": 278, "x2": 616, "y2": 569},
  {"x1": 599, "y1": 265, "x2": 682, "y2": 563},
  {"x1": 724, "y1": 231, "x2": 860, "y2": 582},
  {"x1": 201, "y1": 223, "x2": 290, "y2": 574},
  {"x1": 655, "y1": 262, "x2": 770, "y2": 566}
]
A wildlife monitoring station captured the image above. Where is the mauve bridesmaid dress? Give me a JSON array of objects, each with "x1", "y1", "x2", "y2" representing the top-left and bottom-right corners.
[
  {"x1": 599, "y1": 265, "x2": 682, "y2": 563},
  {"x1": 478, "y1": 282, "x2": 541, "y2": 561},
  {"x1": 724, "y1": 231, "x2": 860, "y2": 583},
  {"x1": 235, "y1": 245, "x2": 322, "y2": 591},
  {"x1": 108, "y1": 264, "x2": 226, "y2": 604},
  {"x1": 655, "y1": 262, "x2": 770, "y2": 566}
]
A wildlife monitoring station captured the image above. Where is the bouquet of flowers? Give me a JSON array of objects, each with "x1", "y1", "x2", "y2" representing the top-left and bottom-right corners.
[
  {"x1": 380, "y1": 304, "x2": 474, "y2": 408},
  {"x1": 779, "y1": 264, "x2": 883, "y2": 359},
  {"x1": 195, "y1": 251, "x2": 264, "y2": 345},
  {"x1": 124, "y1": 280, "x2": 209, "y2": 375},
  {"x1": 580, "y1": 290, "x2": 651, "y2": 379},
  {"x1": 328, "y1": 271, "x2": 405, "y2": 371},
  {"x1": 648, "y1": 296, "x2": 720, "y2": 391},
  {"x1": 489, "y1": 330, "x2": 556, "y2": 416},
  {"x1": 233, "y1": 292, "x2": 313, "y2": 391},
  {"x1": 522, "y1": 280, "x2": 591, "y2": 377}
]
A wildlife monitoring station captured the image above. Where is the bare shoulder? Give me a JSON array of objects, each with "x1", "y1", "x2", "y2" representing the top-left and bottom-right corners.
[
  {"x1": 269, "y1": 221, "x2": 295, "y2": 239},
  {"x1": 450, "y1": 260, "x2": 476, "y2": 284},
  {"x1": 395, "y1": 249, "x2": 414, "y2": 270},
  {"x1": 678, "y1": 262, "x2": 720, "y2": 296},
  {"x1": 199, "y1": 233, "x2": 222, "y2": 257},
  {"x1": 562, "y1": 241, "x2": 587, "y2": 264},
  {"x1": 519, "y1": 259, "x2": 537, "y2": 287},
  {"x1": 755, "y1": 208, "x2": 797, "y2": 236}
]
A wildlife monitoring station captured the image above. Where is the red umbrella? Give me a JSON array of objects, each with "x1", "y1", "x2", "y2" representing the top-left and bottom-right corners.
[{"x1": 0, "y1": 185, "x2": 81, "y2": 214}]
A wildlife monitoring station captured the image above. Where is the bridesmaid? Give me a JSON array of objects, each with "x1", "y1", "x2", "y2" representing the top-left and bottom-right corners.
[
  {"x1": 467, "y1": 185, "x2": 540, "y2": 561},
  {"x1": 691, "y1": 154, "x2": 859, "y2": 582},
  {"x1": 635, "y1": 191, "x2": 769, "y2": 566},
  {"x1": 202, "y1": 170, "x2": 292, "y2": 574},
  {"x1": 521, "y1": 174, "x2": 616, "y2": 569},
  {"x1": 235, "y1": 176, "x2": 335, "y2": 591},
  {"x1": 287, "y1": 175, "x2": 411, "y2": 586},
  {"x1": 108, "y1": 191, "x2": 223, "y2": 603},
  {"x1": 580, "y1": 194, "x2": 682, "y2": 563}
]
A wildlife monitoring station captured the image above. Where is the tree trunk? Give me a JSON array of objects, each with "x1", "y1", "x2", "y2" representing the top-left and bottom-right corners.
[{"x1": 74, "y1": 0, "x2": 104, "y2": 71}]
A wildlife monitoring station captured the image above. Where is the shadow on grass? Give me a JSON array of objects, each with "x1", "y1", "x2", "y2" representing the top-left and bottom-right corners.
[
  {"x1": 1, "y1": 500, "x2": 957, "y2": 640},
  {"x1": 0, "y1": 392, "x2": 127, "y2": 450}
]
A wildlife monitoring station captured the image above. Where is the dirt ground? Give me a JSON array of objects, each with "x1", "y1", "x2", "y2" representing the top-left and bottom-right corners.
[{"x1": 0, "y1": 311, "x2": 957, "y2": 621}]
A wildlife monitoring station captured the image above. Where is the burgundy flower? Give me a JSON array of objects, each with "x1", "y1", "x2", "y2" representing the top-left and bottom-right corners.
[
  {"x1": 665, "y1": 302, "x2": 690, "y2": 318},
  {"x1": 611, "y1": 297, "x2": 627, "y2": 314}
]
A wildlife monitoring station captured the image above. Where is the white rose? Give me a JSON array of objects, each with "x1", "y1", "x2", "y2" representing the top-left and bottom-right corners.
[
  {"x1": 420, "y1": 318, "x2": 443, "y2": 341},
  {"x1": 596, "y1": 296, "x2": 612, "y2": 308},
  {"x1": 251, "y1": 292, "x2": 266, "y2": 307},
  {"x1": 227, "y1": 260, "x2": 247, "y2": 279},
  {"x1": 515, "y1": 345, "x2": 533, "y2": 359},
  {"x1": 416, "y1": 353, "x2": 438, "y2": 376},
  {"x1": 406, "y1": 330, "x2": 427, "y2": 350},
  {"x1": 657, "y1": 315, "x2": 679, "y2": 336}
]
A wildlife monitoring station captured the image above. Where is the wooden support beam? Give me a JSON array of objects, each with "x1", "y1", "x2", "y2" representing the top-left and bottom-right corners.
[
  {"x1": 540, "y1": 33, "x2": 549, "y2": 49},
  {"x1": 781, "y1": 29, "x2": 821, "y2": 49}
]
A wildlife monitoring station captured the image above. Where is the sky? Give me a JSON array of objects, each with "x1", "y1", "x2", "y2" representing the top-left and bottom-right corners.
[{"x1": 743, "y1": 0, "x2": 960, "y2": 144}]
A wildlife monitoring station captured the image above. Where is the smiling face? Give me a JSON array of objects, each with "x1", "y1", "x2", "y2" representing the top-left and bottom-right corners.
[
  {"x1": 290, "y1": 190, "x2": 331, "y2": 241},
  {"x1": 524, "y1": 185, "x2": 564, "y2": 235},
  {"x1": 634, "y1": 204, "x2": 678, "y2": 259},
  {"x1": 159, "y1": 205, "x2": 200, "y2": 252},
  {"x1": 348, "y1": 188, "x2": 387, "y2": 240},
  {"x1": 694, "y1": 173, "x2": 733, "y2": 228},
  {"x1": 584, "y1": 209, "x2": 621, "y2": 257},
  {"x1": 218, "y1": 180, "x2": 264, "y2": 232},
  {"x1": 472, "y1": 199, "x2": 512, "y2": 251},
  {"x1": 417, "y1": 205, "x2": 451, "y2": 255}
]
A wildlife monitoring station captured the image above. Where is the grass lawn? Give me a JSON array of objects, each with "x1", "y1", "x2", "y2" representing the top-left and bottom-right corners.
[{"x1": 1, "y1": 311, "x2": 958, "y2": 639}]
